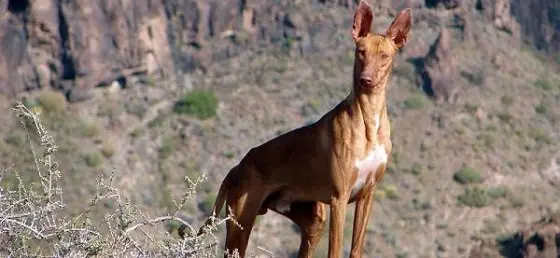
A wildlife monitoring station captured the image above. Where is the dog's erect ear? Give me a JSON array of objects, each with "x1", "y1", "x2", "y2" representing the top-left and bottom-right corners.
[
  {"x1": 351, "y1": 0, "x2": 373, "y2": 42},
  {"x1": 385, "y1": 8, "x2": 412, "y2": 48}
]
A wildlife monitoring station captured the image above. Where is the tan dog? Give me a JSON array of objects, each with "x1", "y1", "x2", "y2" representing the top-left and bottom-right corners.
[{"x1": 197, "y1": 1, "x2": 412, "y2": 257}]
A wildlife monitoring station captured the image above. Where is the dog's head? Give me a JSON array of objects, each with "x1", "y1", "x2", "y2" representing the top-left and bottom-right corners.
[{"x1": 351, "y1": 1, "x2": 412, "y2": 92}]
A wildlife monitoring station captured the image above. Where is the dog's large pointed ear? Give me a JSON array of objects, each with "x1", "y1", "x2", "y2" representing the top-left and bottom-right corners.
[
  {"x1": 351, "y1": 0, "x2": 373, "y2": 42},
  {"x1": 385, "y1": 8, "x2": 412, "y2": 48}
]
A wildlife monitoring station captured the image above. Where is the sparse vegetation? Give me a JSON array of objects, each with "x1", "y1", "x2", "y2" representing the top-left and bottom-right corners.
[
  {"x1": 534, "y1": 78, "x2": 553, "y2": 91},
  {"x1": 0, "y1": 104, "x2": 236, "y2": 258},
  {"x1": 403, "y1": 94, "x2": 426, "y2": 110},
  {"x1": 411, "y1": 163, "x2": 424, "y2": 176},
  {"x1": 534, "y1": 101, "x2": 548, "y2": 114},
  {"x1": 173, "y1": 89, "x2": 218, "y2": 120},
  {"x1": 36, "y1": 90, "x2": 67, "y2": 114},
  {"x1": 78, "y1": 120, "x2": 99, "y2": 138},
  {"x1": 453, "y1": 166, "x2": 484, "y2": 184},
  {"x1": 458, "y1": 186, "x2": 491, "y2": 208},
  {"x1": 461, "y1": 70, "x2": 486, "y2": 85},
  {"x1": 84, "y1": 151, "x2": 104, "y2": 168},
  {"x1": 487, "y1": 186, "x2": 511, "y2": 199},
  {"x1": 101, "y1": 143, "x2": 115, "y2": 158},
  {"x1": 159, "y1": 136, "x2": 177, "y2": 160}
]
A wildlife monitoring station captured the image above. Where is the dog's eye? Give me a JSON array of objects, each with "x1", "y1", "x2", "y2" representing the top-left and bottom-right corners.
[
  {"x1": 357, "y1": 48, "x2": 366, "y2": 55},
  {"x1": 380, "y1": 53, "x2": 389, "y2": 59}
]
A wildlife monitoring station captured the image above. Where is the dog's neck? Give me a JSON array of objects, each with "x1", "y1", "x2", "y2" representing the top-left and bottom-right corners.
[{"x1": 346, "y1": 76, "x2": 389, "y2": 141}]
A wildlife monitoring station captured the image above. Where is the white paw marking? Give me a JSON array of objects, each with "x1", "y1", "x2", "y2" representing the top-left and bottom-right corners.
[{"x1": 351, "y1": 144, "x2": 388, "y2": 197}]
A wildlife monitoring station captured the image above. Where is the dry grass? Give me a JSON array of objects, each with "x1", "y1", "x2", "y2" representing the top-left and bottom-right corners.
[{"x1": 0, "y1": 103, "x2": 240, "y2": 258}]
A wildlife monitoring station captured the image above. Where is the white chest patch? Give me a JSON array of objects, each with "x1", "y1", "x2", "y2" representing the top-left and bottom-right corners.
[{"x1": 350, "y1": 144, "x2": 388, "y2": 197}]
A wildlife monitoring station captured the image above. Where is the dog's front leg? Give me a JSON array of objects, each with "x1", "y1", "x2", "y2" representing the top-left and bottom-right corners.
[
  {"x1": 328, "y1": 197, "x2": 348, "y2": 258},
  {"x1": 349, "y1": 185, "x2": 375, "y2": 258}
]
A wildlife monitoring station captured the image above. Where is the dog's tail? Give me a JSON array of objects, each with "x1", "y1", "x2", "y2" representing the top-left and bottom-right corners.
[{"x1": 178, "y1": 170, "x2": 231, "y2": 239}]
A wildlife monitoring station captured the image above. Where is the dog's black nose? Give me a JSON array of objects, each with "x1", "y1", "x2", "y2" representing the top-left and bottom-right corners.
[{"x1": 360, "y1": 76, "x2": 373, "y2": 87}]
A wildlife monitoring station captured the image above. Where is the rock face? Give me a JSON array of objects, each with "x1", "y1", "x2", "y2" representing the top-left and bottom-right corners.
[
  {"x1": 0, "y1": 0, "x2": 175, "y2": 100},
  {"x1": 0, "y1": 0, "x2": 356, "y2": 100},
  {"x1": 478, "y1": 0, "x2": 519, "y2": 36},
  {"x1": 419, "y1": 28, "x2": 459, "y2": 104},
  {"x1": 509, "y1": 0, "x2": 560, "y2": 54}
]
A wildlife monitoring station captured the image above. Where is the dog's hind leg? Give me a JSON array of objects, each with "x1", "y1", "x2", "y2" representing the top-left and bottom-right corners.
[
  {"x1": 283, "y1": 202, "x2": 327, "y2": 258},
  {"x1": 223, "y1": 172, "x2": 269, "y2": 258}
]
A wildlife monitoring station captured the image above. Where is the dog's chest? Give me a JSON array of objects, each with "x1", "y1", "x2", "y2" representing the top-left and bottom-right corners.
[
  {"x1": 350, "y1": 144, "x2": 388, "y2": 197},
  {"x1": 350, "y1": 114, "x2": 388, "y2": 197}
]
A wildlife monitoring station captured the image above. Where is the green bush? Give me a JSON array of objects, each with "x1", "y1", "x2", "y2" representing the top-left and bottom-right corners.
[
  {"x1": 453, "y1": 166, "x2": 483, "y2": 184},
  {"x1": 500, "y1": 95, "x2": 514, "y2": 107},
  {"x1": 529, "y1": 128, "x2": 551, "y2": 144},
  {"x1": 404, "y1": 95, "x2": 425, "y2": 110},
  {"x1": 411, "y1": 163, "x2": 424, "y2": 176},
  {"x1": 487, "y1": 186, "x2": 510, "y2": 199},
  {"x1": 534, "y1": 78, "x2": 553, "y2": 91},
  {"x1": 101, "y1": 144, "x2": 115, "y2": 158},
  {"x1": 158, "y1": 137, "x2": 176, "y2": 160},
  {"x1": 457, "y1": 186, "x2": 491, "y2": 208},
  {"x1": 78, "y1": 120, "x2": 99, "y2": 138},
  {"x1": 174, "y1": 89, "x2": 218, "y2": 120},
  {"x1": 534, "y1": 102, "x2": 548, "y2": 114},
  {"x1": 380, "y1": 184, "x2": 399, "y2": 200},
  {"x1": 507, "y1": 194, "x2": 526, "y2": 208},
  {"x1": 37, "y1": 90, "x2": 66, "y2": 114},
  {"x1": 84, "y1": 152, "x2": 103, "y2": 168}
]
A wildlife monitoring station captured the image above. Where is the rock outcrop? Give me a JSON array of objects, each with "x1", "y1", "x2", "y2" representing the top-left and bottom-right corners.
[
  {"x1": 418, "y1": 28, "x2": 459, "y2": 104},
  {"x1": 478, "y1": 0, "x2": 519, "y2": 36}
]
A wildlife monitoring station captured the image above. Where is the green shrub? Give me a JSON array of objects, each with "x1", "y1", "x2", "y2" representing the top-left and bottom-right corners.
[
  {"x1": 37, "y1": 90, "x2": 66, "y2": 114},
  {"x1": 534, "y1": 78, "x2": 553, "y2": 91},
  {"x1": 500, "y1": 95, "x2": 514, "y2": 107},
  {"x1": 496, "y1": 112, "x2": 513, "y2": 123},
  {"x1": 507, "y1": 194, "x2": 526, "y2": 208},
  {"x1": 173, "y1": 89, "x2": 218, "y2": 120},
  {"x1": 457, "y1": 186, "x2": 491, "y2": 208},
  {"x1": 487, "y1": 186, "x2": 510, "y2": 199},
  {"x1": 380, "y1": 184, "x2": 399, "y2": 200},
  {"x1": 464, "y1": 103, "x2": 479, "y2": 113},
  {"x1": 84, "y1": 152, "x2": 103, "y2": 168},
  {"x1": 534, "y1": 102, "x2": 548, "y2": 114},
  {"x1": 404, "y1": 95, "x2": 425, "y2": 110},
  {"x1": 101, "y1": 144, "x2": 115, "y2": 158},
  {"x1": 158, "y1": 137, "x2": 176, "y2": 160},
  {"x1": 222, "y1": 151, "x2": 235, "y2": 159},
  {"x1": 529, "y1": 128, "x2": 551, "y2": 144},
  {"x1": 411, "y1": 163, "x2": 424, "y2": 176},
  {"x1": 476, "y1": 133, "x2": 495, "y2": 148},
  {"x1": 453, "y1": 166, "x2": 483, "y2": 184},
  {"x1": 78, "y1": 120, "x2": 99, "y2": 138}
]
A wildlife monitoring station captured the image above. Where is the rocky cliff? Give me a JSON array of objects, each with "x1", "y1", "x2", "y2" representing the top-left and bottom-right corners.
[{"x1": 0, "y1": 0, "x2": 557, "y2": 100}]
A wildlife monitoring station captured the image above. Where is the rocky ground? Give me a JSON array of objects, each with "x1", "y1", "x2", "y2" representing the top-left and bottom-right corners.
[{"x1": 1, "y1": 0, "x2": 560, "y2": 257}]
